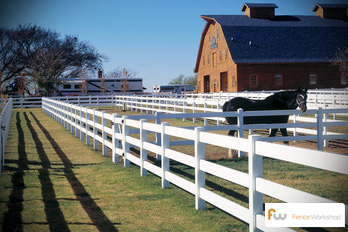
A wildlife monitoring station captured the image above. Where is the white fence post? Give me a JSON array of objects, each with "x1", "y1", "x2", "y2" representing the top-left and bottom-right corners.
[
  {"x1": 0, "y1": 115, "x2": 4, "y2": 174},
  {"x1": 63, "y1": 103, "x2": 67, "y2": 129},
  {"x1": 112, "y1": 113, "x2": 119, "y2": 164},
  {"x1": 86, "y1": 107, "x2": 90, "y2": 145},
  {"x1": 203, "y1": 99, "x2": 207, "y2": 126},
  {"x1": 67, "y1": 104, "x2": 71, "y2": 131},
  {"x1": 217, "y1": 100, "x2": 220, "y2": 126},
  {"x1": 193, "y1": 101, "x2": 196, "y2": 123},
  {"x1": 122, "y1": 116, "x2": 130, "y2": 167},
  {"x1": 74, "y1": 106, "x2": 79, "y2": 138},
  {"x1": 323, "y1": 106, "x2": 328, "y2": 147},
  {"x1": 183, "y1": 96, "x2": 187, "y2": 122},
  {"x1": 156, "y1": 112, "x2": 162, "y2": 161},
  {"x1": 195, "y1": 127, "x2": 205, "y2": 210},
  {"x1": 102, "y1": 111, "x2": 107, "y2": 156},
  {"x1": 317, "y1": 107, "x2": 323, "y2": 151},
  {"x1": 238, "y1": 108, "x2": 244, "y2": 157},
  {"x1": 249, "y1": 135, "x2": 263, "y2": 232},
  {"x1": 93, "y1": 109, "x2": 98, "y2": 150},
  {"x1": 161, "y1": 122, "x2": 170, "y2": 189},
  {"x1": 80, "y1": 106, "x2": 84, "y2": 141},
  {"x1": 292, "y1": 114, "x2": 298, "y2": 140},
  {"x1": 140, "y1": 119, "x2": 148, "y2": 177}
]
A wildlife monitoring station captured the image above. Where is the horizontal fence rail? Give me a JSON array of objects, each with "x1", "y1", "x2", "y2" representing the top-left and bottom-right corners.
[
  {"x1": 0, "y1": 98, "x2": 13, "y2": 174},
  {"x1": 42, "y1": 97, "x2": 348, "y2": 231}
]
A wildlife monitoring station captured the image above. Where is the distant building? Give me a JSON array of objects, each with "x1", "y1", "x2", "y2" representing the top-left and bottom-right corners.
[
  {"x1": 194, "y1": 3, "x2": 348, "y2": 93},
  {"x1": 56, "y1": 78, "x2": 143, "y2": 96},
  {"x1": 153, "y1": 85, "x2": 194, "y2": 94}
]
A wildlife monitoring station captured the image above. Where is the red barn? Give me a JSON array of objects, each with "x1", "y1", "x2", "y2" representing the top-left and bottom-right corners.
[{"x1": 194, "y1": 3, "x2": 348, "y2": 93}]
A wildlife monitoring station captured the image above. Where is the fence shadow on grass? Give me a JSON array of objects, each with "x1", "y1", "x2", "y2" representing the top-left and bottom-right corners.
[
  {"x1": 24, "y1": 112, "x2": 70, "y2": 232},
  {"x1": 29, "y1": 112, "x2": 120, "y2": 232},
  {"x1": 2, "y1": 112, "x2": 28, "y2": 232}
]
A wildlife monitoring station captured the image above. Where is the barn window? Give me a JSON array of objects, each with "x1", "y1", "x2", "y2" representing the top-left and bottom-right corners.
[
  {"x1": 275, "y1": 74, "x2": 283, "y2": 87},
  {"x1": 249, "y1": 74, "x2": 258, "y2": 88},
  {"x1": 63, "y1": 84, "x2": 71, "y2": 89},
  {"x1": 74, "y1": 84, "x2": 82, "y2": 89},
  {"x1": 219, "y1": 50, "x2": 222, "y2": 62},
  {"x1": 225, "y1": 49, "x2": 228, "y2": 60},
  {"x1": 309, "y1": 74, "x2": 317, "y2": 85},
  {"x1": 207, "y1": 54, "x2": 210, "y2": 65},
  {"x1": 212, "y1": 52, "x2": 217, "y2": 67}
]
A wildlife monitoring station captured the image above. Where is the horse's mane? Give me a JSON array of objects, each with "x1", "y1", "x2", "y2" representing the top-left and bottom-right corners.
[{"x1": 264, "y1": 90, "x2": 296, "y2": 102}]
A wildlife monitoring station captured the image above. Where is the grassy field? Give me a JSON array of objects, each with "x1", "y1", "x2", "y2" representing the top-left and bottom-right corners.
[{"x1": 0, "y1": 107, "x2": 347, "y2": 232}]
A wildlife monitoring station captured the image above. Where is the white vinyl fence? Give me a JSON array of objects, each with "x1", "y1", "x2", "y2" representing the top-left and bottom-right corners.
[
  {"x1": 2, "y1": 87, "x2": 348, "y2": 110},
  {"x1": 0, "y1": 99, "x2": 13, "y2": 174},
  {"x1": 42, "y1": 97, "x2": 348, "y2": 232}
]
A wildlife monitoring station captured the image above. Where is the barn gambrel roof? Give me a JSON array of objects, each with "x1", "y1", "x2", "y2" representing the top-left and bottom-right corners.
[{"x1": 194, "y1": 14, "x2": 348, "y2": 72}]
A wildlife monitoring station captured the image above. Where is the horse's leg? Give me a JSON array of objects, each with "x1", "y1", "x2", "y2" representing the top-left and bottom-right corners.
[
  {"x1": 228, "y1": 130, "x2": 235, "y2": 136},
  {"x1": 269, "y1": 128, "x2": 278, "y2": 137},
  {"x1": 280, "y1": 128, "x2": 289, "y2": 145}
]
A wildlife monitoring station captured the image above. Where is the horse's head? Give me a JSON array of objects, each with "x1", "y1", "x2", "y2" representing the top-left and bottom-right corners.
[{"x1": 296, "y1": 88, "x2": 308, "y2": 113}]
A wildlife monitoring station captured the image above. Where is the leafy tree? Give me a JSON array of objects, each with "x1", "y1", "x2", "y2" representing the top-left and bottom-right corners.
[
  {"x1": 168, "y1": 74, "x2": 185, "y2": 85},
  {"x1": 168, "y1": 74, "x2": 197, "y2": 87}
]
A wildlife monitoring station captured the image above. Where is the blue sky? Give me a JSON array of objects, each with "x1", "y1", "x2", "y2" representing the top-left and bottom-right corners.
[{"x1": 1, "y1": 0, "x2": 347, "y2": 91}]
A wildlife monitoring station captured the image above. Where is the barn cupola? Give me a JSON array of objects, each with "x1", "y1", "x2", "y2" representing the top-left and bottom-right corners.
[
  {"x1": 312, "y1": 4, "x2": 348, "y2": 19},
  {"x1": 241, "y1": 3, "x2": 278, "y2": 19}
]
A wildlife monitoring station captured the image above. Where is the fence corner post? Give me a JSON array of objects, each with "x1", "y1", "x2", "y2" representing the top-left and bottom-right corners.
[
  {"x1": 195, "y1": 126, "x2": 205, "y2": 210},
  {"x1": 248, "y1": 134, "x2": 263, "y2": 232}
]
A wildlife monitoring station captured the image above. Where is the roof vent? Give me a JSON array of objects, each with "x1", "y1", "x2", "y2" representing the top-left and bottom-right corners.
[
  {"x1": 312, "y1": 4, "x2": 348, "y2": 19},
  {"x1": 241, "y1": 3, "x2": 278, "y2": 19}
]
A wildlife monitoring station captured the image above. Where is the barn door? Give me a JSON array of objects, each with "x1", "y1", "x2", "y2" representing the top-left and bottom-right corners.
[
  {"x1": 204, "y1": 75, "x2": 210, "y2": 93},
  {"x1": 220, "y1": 72, "x2": 228, "y2": 92}
]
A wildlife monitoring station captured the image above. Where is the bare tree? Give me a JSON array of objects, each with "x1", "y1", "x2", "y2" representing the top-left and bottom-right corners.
[
  {"x1": 81, "y1": 69, "x2": 87, "y2": 95},
  {"x1": 100, "y1": 73, "x2": 107, "y2": 94},
  {"x1": 120, "y1": 68, "x2": 130, "y2": 94},
  {"x1": 0, "y1": 24, "x2": 107, "y2": 96},
  {"x1": 106, "y1": 67, "x2": 137, "y2": 79},
  {"x1": 18, "y1": 72, "x2": 25, "y2": 96},
  {"x1": 330, "y1": 47, "x2": 348, "y2": 85}
]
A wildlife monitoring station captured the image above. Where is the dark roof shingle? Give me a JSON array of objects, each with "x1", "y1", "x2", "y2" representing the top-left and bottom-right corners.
[{"x1": 202, "y1": 15, "x2": 348, "y2": 63}]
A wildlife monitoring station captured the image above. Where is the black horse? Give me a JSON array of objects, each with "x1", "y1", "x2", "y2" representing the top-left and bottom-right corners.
[{"x1": 222, "y1": 88, "x2": 308, "y2": 144}]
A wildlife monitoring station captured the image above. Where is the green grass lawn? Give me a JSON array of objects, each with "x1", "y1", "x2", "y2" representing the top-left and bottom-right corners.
[
  {"x1": 0, "y1": 108, "x2": 247, "y2": 232},
  {"x1": 0, "y1": 107, "x2": 347, "y2": 232}
]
